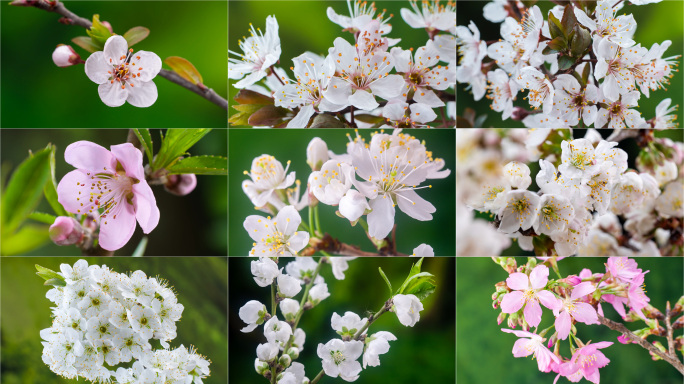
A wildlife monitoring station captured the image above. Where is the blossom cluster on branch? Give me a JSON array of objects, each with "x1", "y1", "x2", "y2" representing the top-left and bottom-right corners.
[
  {"x1": 38, "y1": 260, "x2": 210, "y2": 383},
  {"x1": 456, "y1": 128, "x2": 683, "y2": 256},
  {"x1": 491, "y1": 256, "x2": 684, "y2": 382},
  {"x1": 456, "y1": 0, "x2": 681, "y2": 128},
  {"x1": 229, "y1": 0, "x2": 456, "y2": 128}
]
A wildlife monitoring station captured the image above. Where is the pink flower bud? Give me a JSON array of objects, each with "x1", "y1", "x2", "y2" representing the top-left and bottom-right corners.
[
  {"x1": 617, "y1": 335, "x2": 631, "y2": 344},
  {"x1": 52, "y1": 45, "x2": 82, "y2": 67},
  {"x1": 565, "y1": 275, "x2": 582, "y2": 286},
  {"x1": 306, "y1": 137, "x2": 329, "y2": 171},
  {"x1": 49, "y1": 216, "x2": 85, "y2": 246},
  {"x1": 101, "y1": 21, "x2": 114, "y2": 33},
  {"x1": 164, "y1": 174, "x2": 197, "y2": 196}
]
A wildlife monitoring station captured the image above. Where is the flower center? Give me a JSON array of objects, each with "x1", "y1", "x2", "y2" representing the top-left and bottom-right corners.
[
  {"x1": 99, "y1": 325, "x2": 107, "y2": 334},
  {"x1": 409, "y1": 72, "x2": 423, "y2": 85},
  {"x1": 331, "y1": 350, "x2": 346, "y2": 365},
  {"x1": 108, "y1": 49, "x2": 144, "y2": 90},
  {"x1": 140, "y1": 317, "x2": 148, "y2": 326}
]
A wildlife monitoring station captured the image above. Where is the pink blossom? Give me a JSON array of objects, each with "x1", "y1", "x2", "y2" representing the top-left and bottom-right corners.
[
  {"x1": 500, "y1": 265, "x2": 562, "y2": 327},
  {"x1": 626, "y1": 273, "x2": 650, "y2": 320},
  {"x1": 554, "y1": 282, "x2": 599, "y2": 340},
  {"x1": 57, "y1": 141, "x2": 159, "y2": 251},
  {"x1": 606, "y1": 257, "x2": 642, "y2": 283},
  {"x1": 501, "y1": 328, "x2": 560, "y2": 372},
  {"x1": 557, "y1": 341, "x2": 613, "y2": 384}
]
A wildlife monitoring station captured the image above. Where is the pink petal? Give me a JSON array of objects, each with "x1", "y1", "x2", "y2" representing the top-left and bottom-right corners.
[
  {"x1": 98, "y1": 202, "x2": 137, "y2": 251},
  {"x1": 132, "y1": 182, "x2": 159, "y2": 234},
  {"x1": 506, "y1": 272, "x2": 530, "y2": 291},
  {"x1": 500, "y1": 291, "x2": 525, "y2": 314},
  {"x1": 501, "y1": 328, "x2": 538, "y2": 339},
  {"x1": 110, "y1": 143, "x2": 145, "y2": 181},
  {"x1": 571, "y1": 282, "x2": 596, "y2": 300},
  {"x1": 524, "y1": 298, "x2": 542, "y2": 327},
  {"x1": 64, "y1": 141, "x2": 114, "y2": 172},
  {"x1": 555, "y1": 310, "x2": 571, "y2": 340},
  {"x1": 529, "y1": 265, "x2": 549, "y2": 289},
  {"x1": 511, "y1": 338, "x2": 536, "y2": 358},
  {"x1": 126, "y1": 80, "x2": 158, "y2": 108},
  {"x1": 57, "y1": 170, "x2": 96, "y2": 214},
  {"x1": 537, "y1": 290, "x2": 562, "y2": 311},
  {"x1": 571, "y1": 302, "x2": 599, "y2": 325}
]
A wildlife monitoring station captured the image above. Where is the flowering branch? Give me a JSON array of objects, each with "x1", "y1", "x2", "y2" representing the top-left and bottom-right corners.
[
  {"x1": 18, "y1": 0, "x2": 228, "y2": 110},
  {"x1": 597, "y1": 314, "x2": 684, "y2": 374}
]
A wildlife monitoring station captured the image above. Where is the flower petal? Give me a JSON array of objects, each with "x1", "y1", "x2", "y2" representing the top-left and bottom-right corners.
[
  {"x1": 537, "y1": 290, "x2": 561, "y2": 311},
  {"x1": 287, "y1": 104, "x2": 315, "y2": 128},
  {"x1": 409, "y1": 103, "x2": 438, "y2": 123},
  {"x1": 85, "y1": 52, "x2": 110, "y2": 84},
  {"x1": 500, "y1": 291, "x2": 525, "y2": 314},
  {"x1": 133, "y1": 51, "x2": 162, "y2": 82},
  {"x1": 367, "y1": 195, "x2": 395, "y2": 239},
  {"x1": 529, "y1": 265, "x2": 549, "y2": 289},
  {"x1": 555, "y1": 310, "x2": 571, "y2": 340},
  {"x1": 395, "y1": 189, "x2": 435, "y2": 220},
  {"x1": 98, "y1": 82, "x2": 128, "y2": 107},
  {"x1": 523, "y1": 299, "x2": 542, "y2": 327},
  {"x1": 571, "y1": 302, "x2": 599, "y2": 325},
  {"x1": 64, "y1": 141, "x2": 115, "y2": 171},
  {"x1": 349, "y1": 90, "x2": 379, "y2": 111},
  {"x1": 369, "y1": 75, "x2": 404, "y2": 100},
  {"x1": 571, "y1": 282, "x2": 596, "y2": 300},
  {"x1": 275, "y1": 206, "x2": 302, "y2": 236},
  {"x1": 323, "y1": 77, "x2": 352, "y2": 106},
  {"x1": 57, "y1": 170, "x2": 96, "y2": 214},
  {"x1": 506, "y1": 273, "x2": 530, "y2": 290},
  {"x1": 110, "y1": 143, "x2": 145, "y2": 180},
  {"x1": 132, "y1": 182, "x2": 159, "y2": 234},
  {"x1": 126, "y1": 80, "x2": 158, "y2": 108},
  {"x1": 98, "y1": 202, "x2": 137, "y2": 251},
  {"x1": 103, "y1": 35, "x2": 128, "y2": 64},
  {"x1": 413, "y1": 89, "x2": 444, "y2": 107}
]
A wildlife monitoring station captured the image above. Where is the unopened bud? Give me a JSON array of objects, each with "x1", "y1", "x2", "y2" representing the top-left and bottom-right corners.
[
  {"x1": 278, "y1": 354, "x2": 291, "y2": 368},
  {"x1": 286, "y1": 347, "x2": 299, "y2": 360},
  {"x1": 164, "y1": 173, "x2": 197, "y2": 196},
  {"x1": 254, "y1": 358, "x2": 269, "y2": 375},
  {"x1": 564, "y1": 275, "x2": 582, "y2": 286},
  {"x1": 339, "y1": 190, "x2": 370, "y2": 222},
  {"x1": 49, "y1": 216, "x2": 85, "y2": 246},
  {"x1": 497, "y1": 312, "x2": 507, "y2": 325},
  {"x1": 52, "y1": 45, "x2": 83, "y2": 67},
  {"x1": 306, "y1": 137, "x2": 329, "y2": 171},
  {"x1": 101, "y1": 21, "x2": 113, "y2": 33}
]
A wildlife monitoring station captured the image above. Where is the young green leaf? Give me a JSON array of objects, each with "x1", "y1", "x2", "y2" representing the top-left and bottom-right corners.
[
  {"x1": 560, "y1": 4, "x2": 577, "y2": 37},
  {"x1": 234, "y1": 89, "x2": 275, "y2": 105},
  {"x1": 1, "y1": 224, "x2": 50, "y2": 256},
  {"x1": 165, "y1": 56, "x2": 204, "y2": 86},
  {"x1": 86, "y1": 14, "x2": 113, "y2": 47},
  {"x1": 1, "y1": 147, "x2": 52, "y2": 235},
  {"x1": 378, "y1": 267, "x2": 393, "y2": 296},
  {"x1": 581, "y1": 60, "x2": 591, "y2": 85},
  {"x1": 152, "y1": 129, "x2": 212, "y2": 171},
  {"x1": 396, "y1": 258, "x2": 428, "y2": 295},
  {"x1": 45, "y1": 278, "x2": 67, "y2": 287},
  {"x1": 546, "y1": 36, "x2": 567, "y2": 52},
  {"x1": 166, "y1": 156, "x2": 228, "y2": 176},
  {"x1": 570, "y1": 25, "x2": 592, "y2": 58},
  {"x1": 404, "y1": 279, "x2": 436, "y2": 301},
  {"x1": 548, "y1": 12, "x2": 565, "y2": 40},
  {"x1": 28, "y1": 212, "x2": 57, "y2": 225},
  {"x1": 558, "y1": 55, "x2": 575, "y2": 71},
  {"x1": 123, "y1": 26, "x2": 150, "y2": 47},
  {"x1": 230, "y1": 104, "x2": 266, "y2": 127},
  {"x1": 132, "y1": 128, "x2": 154, "y2": 164},
  {"x1": 71, "y1": 36, "x2": 101, "y2": 53},
  {"x1": 310, "y1": 114, "x2": 344, "y2": 128},
  {"x1": 132, "y1": 237, "x2": 148, "y2": 257},
  {"x1": 43, "y1": 144, "x2": 68, "y2": 217},
  {"x1": 248, "y1": 105, "x2": 290, "y2": 127},
  {"x1": 36, "y1": 264, "x2": 63, "y2": 281}
]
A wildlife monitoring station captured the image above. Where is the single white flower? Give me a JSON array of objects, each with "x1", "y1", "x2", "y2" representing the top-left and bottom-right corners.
[
  {"x1": 277, "y1": 272, "x2": 303, "y2": 298},
  {"x1": 229, "y1": 15, "x2": 281, "y2": 89},
  {"x1": 85, "y1": 35, "x2": 161, "y2": 107},
  {"x1": 594, "y1": 140, "x2": 628, "y2": 174},
  {"x1": 239, "y1": 300, "x2": 268, "y2": 333},
  {"x1": 309, "y1": 282, "x2": 331, "y2": 305},
  {"x1": 486, "y1": 7, "x2": 544, "y2": 74},
  {"x1": 279, "y1": 298, "x2": 300, "y2": 322},
  {"x1": 595, "y1": 91, "x2": 644, "y2": 129},
  {"x1": 331, "y1": 312, "x2": 367, "y2": 337},
  {"x1": 339, "y1": 190, "x2": 371, "y2": 222},
  {"x1": 243, "y1": 206, "x2": 310, "y2": 256},
  {"x1": 127, "y1": 306, "x2": 160, "y2": 340},
  {"x1": 285, "y1": 257, "x2": 323, "y2": 285},
  {"x1": 242, "y1": 154, "x2": 295, "y2": 209},
  {"x1": 652, "y1": 98, "x2": 679, "y2": 129},
  {"x1": 486, "y1": 68, "x2": 519, "y2": 120},
  {"x1": 256, "y1": 342, "x2": 279, "y2": 362},
  {"x1": 516, "y1": 66, "x2": 555, "y2": 115},
  {"x1": 392, "y1": 294, "x2": 423, "y2": 327},
  {"x1": 633, "y1": 41, "x2": 679, "y2": 98},
  {"x1": 594, "y1": 38, "x2": 641, "y2": 102},
  {"x1": 118, "y1": 270, "x2": 156, "y2": 307},
  {"x1": 456, "y1": 21, "x2": 485, "y2": 68},
  {"x1": 391, "y1": 40, "x2": 455, "y2": 107},
  {"x1": 317, "y1": 339, "x2": 364, "y2": 382},
  {"x1": 327, "y1": 0, "x2": 395, "y2": 37},
  {"x1": 610, "y1": 172, "x2": 645, "y2": 215},
  {"x1": 401, "y1": 0, "x2": 456, "y2": 32},
  {"x1": 280, "y1": 362, "x2": 308, "y2": 384},
  {"x1": 60, "y1": 259, "x2": 90, "y2": 285},
  {"x1": 412, "y1": 243, "x2": 434, "y2": 256},
  {"x1": 584, "y1": 161, "x2": 617, "y2": 215},
  {"x1": 655, "y1": 181, "x2": 683, "y2": 218},
  {"x1": 362, "y1": 331, "x2": 396, "y2": 368},
  {"x1": 112, "y1": 328, "x2": 148, "y2": 361},
  {"x1": 573, "y1": 1, "x2": 636, "y2": 47},
  {"x1": 552, "y1": 74, "x2": 599, "y2": 126},
  {"x1": 502, "y1": 161, "x2": 531, "y2": 190},
  {"x1": 250, "y1": 257, "x2": 280, "y2": 287},
  {"x1": 264, "y1": 316, "x2": 293, "y2": 345},
  {"x1": 559, "y1": 139, "x2": 598, "y2": 179},
  {"x1": 78, "y1": 289, "x2": 111, "y2": 318},
  {"x1": 309, "y1": 160, "x2": 355, "y2": 205},
  {"x1": 654, "y1": 160, "x2": 678, "y2": 185},
  {"x1": 534, "y1": 194, "x2": 575, "y2": 235},
  {"x1": 497, "y1": 190, "x2": 540, "y2": 234}
]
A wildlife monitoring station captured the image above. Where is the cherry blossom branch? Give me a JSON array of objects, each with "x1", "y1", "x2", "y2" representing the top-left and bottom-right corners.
[
  {"x1": 597, "y1": 314, "x2": 684, "y2": 374},
  {"x1": 19, "y1": 0, "x2": 228, "y2": 110},
  {"x1": 303, "y1": 233, "x2": 408, "y2": 256},
  {"x1": 665, "y1": 301, "x2": 676, "y2": 356}
]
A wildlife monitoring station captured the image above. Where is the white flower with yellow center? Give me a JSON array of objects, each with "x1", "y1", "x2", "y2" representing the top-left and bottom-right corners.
[
  {"x1": 486, "y1": 69, "x2": 519, "y2": 120},
  {"x1": 610, "y1": 172, "x2": 646, "y2": 215},
  {"x1": 559, "y1": 139, "x2": 597, "y2": 179},
  {"x1": 229, "y1": 15, "x2": 282, "y2": 89},
  {"x1": 503, "y1": 161, "x2": 531, "y2": 190},
  {"x1": 655, "y1": 181, "x2": 683, "y2": 218},
  {"x1": 497, "y1": 190, "x2": 540, "y2": 234},
  {"x1": 242, "y1": 154, "x2": 296, "y2": 209},
  {"x1": 534, "y1": 194, "x2": 575, "y2": 236},
  {"x1": 401, "y1": 0, "x2": 456, "y2": 32},
  {"x1": 595, "y1": 91, "x2": 644, "y2": 129},
  {"x1": 516, "y1": 66, "x2": 555, "y2": 115},
  {"x1": 243, "y1": 206, "x2": 310, "y2": 256},
  {"x1": 573, "y1": 0, "x2": 636, "y2": 47},
  {"x1": 309, "y1": 160, "x2": 355, "y2": 205}
]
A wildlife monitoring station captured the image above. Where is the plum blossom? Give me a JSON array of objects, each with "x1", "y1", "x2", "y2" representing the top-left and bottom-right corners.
[
  {"x1": 381, "y1": 101, "x2": 437, "y2": 127},
  {"x1": 56, "y1": 141, "x2": 159, "y2": 251},
  {"x1": 534, "y1": 194, "x2": 575, "y2": 236},
  {"x1": 552, "y1": 74, "x2": 599, "y2": 127},
  {"x1": 331, "y1": 312, "x2": 368, "y2": 337},
  {"x1": 309, "y1": 282, "x2": 331, "y2": 304},
  {"x1": 500, "y1": 265, "x2": 561, "y2": 327},
  {"x1": 497, "y1": 190, "x2": 540, "y2": 234},
  {"x1": 327, "y1": 0, "x2": 395, "y2": 37},
  {"x1": 412, "y1": 243, "x2": 434, "y2": 256},
  {"x1": 486, "y1": 69, "x2": 519, "y2": 120},
  {"x1": 503, "y1": 161, "x2": 531, "y2": 190},
  {"x1": 516, "y1": 66, "x2": 555, "y2": 115},
  {"x1": 317, "y1": 339, "x2": 364, "y2": 382},
  {"x1": 554, "y1": 282, "x2": 600, "y2": 340},
  {"x1": 362, "y1": 331, "x2": 396, "y2": 368},
  {"x1": 573, "y1": 0, "x2": 636, "y2": 47},
  {"x1": 309, "y1": 160, "x2": 354, "y2": 205},
  {"x1": 655, "y1": 181, "x2": 684, "y2": 218},
  {"x1": 307, "y1": 137, "x2": 329, "y2": 171},
  {"x1": 53, "y1": 45, "x2": 83, "y2": 67},
  {"x1": 239, "y1": 301, "x2": 268, "y2": 333},
  {"x1": 277, "y1": 273, "x2": 303, "y2": 298},
  {"x1": 391, "y1": 40, "x2": 455, "y2": 107},
  {"x1": 264, "y1": 316, "x2": 293, "y2": 345},
  {"x1": 242, "y1": 154, "x2": 295, "y2": 209},
  {"x1": 501, "y1": 328, "x2": 560, "y2": 372},
  {"x1": 559, "y1": 139, "x2": 598, "y2": 179},
  {"x1": 401, "y1": 0, "x2": 456, "y2": 32},
  {"x1": 229, "y1": 15, "x2": 281, "y2": 89},
  {"x1": 486, "y1": 7, "x2": 544, "y2": 75},
  {"x1": 244, "y1": 206, "x2": 310, "y2": 256},
  {"x1": 595, "y1": 91, "x2": 644, "y2": 128},
  {"x1": 392, "y1": 294, "x2": 423, "y2": 327},
  {"x1": 85, "y1": 35, "x2": 161, "y2": 107},
  {"x1": 594, "y1": 39, "x2": 642, "y2": 102},
  {"x1": 251, "y1": 257, "x2": 280, "y2": 287},
  {"x1": 455, "y1": 21, "x2": 485, "y2": 68},
  {"x1": 339, "y1": 190, "x2": 371, "y2": 222},
  {"x1": 651, "y1": 98, "x2": 679, "y2": 129}
]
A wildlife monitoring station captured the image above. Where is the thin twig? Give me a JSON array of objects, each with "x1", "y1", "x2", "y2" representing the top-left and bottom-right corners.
[
  {"x1": 597, "y1": 314, "x2": 684, "y2": 374},
  {"x1": 29, "y1": 0, "x2": 92, "y2": 29},
  {"x1": 666, "y1": 301, "x2": 676, "y2": 356}
]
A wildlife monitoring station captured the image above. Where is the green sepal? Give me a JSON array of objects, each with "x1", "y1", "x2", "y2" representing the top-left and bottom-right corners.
[{"x1": 86, "y1": 15, "x2": 113, "y2": 47}]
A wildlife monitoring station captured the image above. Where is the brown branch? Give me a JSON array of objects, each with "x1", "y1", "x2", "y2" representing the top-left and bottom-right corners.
[
  {"x1": 666, "y1": 301, "x2": 676, "y2": 356},
  {"x1": 301, "y1": 233, "x2": 408, "y2": 256},
  {"x1": 18, "y1": 0, "x2": 228, "y2": 110},
  {"x1": 597, "y1": 314, "x2": 684, "y2": 375}
]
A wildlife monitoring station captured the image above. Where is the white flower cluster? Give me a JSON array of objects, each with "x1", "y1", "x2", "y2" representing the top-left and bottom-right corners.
[
  {"x1": 460, "y1": 128, "x2": 684, "y2": 256},
  {"x1": 40, "y1": 260, "x2": 210, "y2": 383},
  {"x1": 456, "y1": 0, "x2": 680, "y2": 128},
  {"x1": 229, "y1": 0, "x2": 456, "y2": 128}
]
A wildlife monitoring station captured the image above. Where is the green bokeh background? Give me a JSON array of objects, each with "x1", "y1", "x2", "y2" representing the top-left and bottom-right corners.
[
  {"x1": 457, "y1": 257, "x2": 684, "y2": 384},
  {"x1": 229, "y1": 257, "x2": 455, "y2": 383},
  {"x1": 0, "y1": 257, "x2": 228, "y2": 384},
  {"x1": 457, "y1": 128, "x2": 684, "y2": 256},
  {"x1": 456, "y1": 0, "x2": 684, "y2": 128},
  {"x1": 228, "y1": 0, "x2": 445, "y2": 127},
  {"x1": 0, "y1": 129, "x2": 228, "y2": 256},
  {"x1": 1, "y1": 1, "x2": 227, "y2": 128},
  {"x1": 229, "y1": 129, "x2": 456, "y2": 256}
]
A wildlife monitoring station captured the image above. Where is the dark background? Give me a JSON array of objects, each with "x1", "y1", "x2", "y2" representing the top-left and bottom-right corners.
[{"x1": 229, "y1": 256, "x2": 456, "y2": 383}]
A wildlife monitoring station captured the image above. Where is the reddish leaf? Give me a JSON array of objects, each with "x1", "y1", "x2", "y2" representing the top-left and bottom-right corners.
[
  {"x1": 164, "y1": 56, "x2": 203, "y2": 86},
  {"x1": 123, "y1": 26, "x2": 150, "y2": 47}
]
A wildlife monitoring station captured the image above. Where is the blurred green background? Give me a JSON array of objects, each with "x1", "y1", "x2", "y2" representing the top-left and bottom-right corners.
[
  {"x1": 457, "y1": 257, "x2": 684, "y2": 384},
  {"x1": 466, "y1": 128, "x2": 684, "y2": 256},
  {"x1": 229, "y1": 129, "x2": 456, "y2": 256},
  {"x1": 229, "y1": 257, "x2": 455, "y2": 383},
  {"x1": 228, "y1": 0, "x2": 446, "y2": 127},
  {"x1": 456, "y1": 0, "x2": 684, "y2": 128},
  {"x1": 0, "y1": 257, "x2": 227, "y2": 383},
  {"x1": 1, "y1": 1, "x2": 227, "y2": 128},
  {"x1": 0, "y1": 129, "x2": 227, "y2": 256}
]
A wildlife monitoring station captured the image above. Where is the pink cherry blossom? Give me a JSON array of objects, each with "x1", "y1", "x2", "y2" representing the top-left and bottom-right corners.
[
  {"x1": 501, "y1": 328, "x2": 560, "y2": 372},
  {"x1": 606, "y1": 256, "x2": 642, "y2": 283},
  {"x1": 554, "y1": 282, "x2": 600, "y2": 340},
  {"x1": 557, "y1": 341, "x2": 613, "y2": 384},
  {"x1": 57, "y1": 141, "x2": 159, "y2": 251},
  {"x1": 500, "y1": 265, "x2": 561, "y2": 327}
]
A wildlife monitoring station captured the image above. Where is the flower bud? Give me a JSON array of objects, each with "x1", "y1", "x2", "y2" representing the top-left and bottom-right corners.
[
  {"x1": 101, "y1": 21, "x2": 113, "y2": 33},
  {"x1": 49, "y1": 216, "x2": 85, "y2": 246},
  {"x1": 339, "y1": 190, "x2": 370, "y2": 222},
  {"x1": 306, "y1": 137, "x2": 329, "y2": 171},
  {"x1": 52, "y1": 45, "x2": 83, "y2": 67},
  {"x1": 254, "y1": 358, "x2": 269, "y2": 375},
  {"x1": 564, "y1": 275, "x2": 582, "y2": 286},
  {"x1": 164, "y1": 173, "x2": 197, "y2": 196},
  {"x1": 278, "y1": 354, "x2": 291, "y2": 368},
  {"x1": 286, "y1": 347, "x2": 299, "y2": 360}
]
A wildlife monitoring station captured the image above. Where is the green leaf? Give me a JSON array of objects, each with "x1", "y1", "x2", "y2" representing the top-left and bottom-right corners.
[
  {"x1": 86, "y1": 15, "x2": 113, "y2": 47},
  {"x1": 152, "y1": 129, "x2": 212, "y2": 171},
  {"x1": 548, "y1": 12, "x2": 564, "y2": 40},
  {"x1": 248, "y1": 105, "x2": 290, "y2": 127},
  {"x1": 71, "y1": 36, "x2": 101, "y2": 53},
  {"x1": 229, "y1": 104, "x2": 266, "y2": 127},
  {"x1": 355, "y1": 114, "x2": 386, "y2": 124},
  {"x1": 581, "y1": 62, "x2": 591, "y2": 86},
  {"x1": 560, "y1": 5, "x2": 577, "y2": 38},
  {"x1": 396, "y1": 258, "x2": 431, "y2": 295},
  {"x1": 36, "y1": 264, "x2": 63, "y2": 281},
  {"x1": 132, "y1": 237, "x2": 148, "y2": 257},
  {"x1": 1, "y1": 224, "x2": 50, "y2": 256},
  {"x1": 234, "y1": 89, "x2": 275, "y2": 105},
  {"x1": 546, "y1": 36, "x2": 567, "y2": 52},
  {"x1": 164, "y1": 56, "x2": 204, "y2": 86},
  {"x1": 1, "y1": 147, "x2": 52, "y2": 235},
  {"x1": 43, "y1": 144, "x2": 68, "y2": 217},
  {"x1": 378, "y1": 267, "x2": 393, "y2": 296},
  {"x1": 570, "y1": 25, "x2": 592, "y2": 58},
  {"x1": 166, "y1": 156, "x2": 228, "y2": 176},
  {"x1": 123, "y1": 26, "x2": 150, "y2": 47},
  {"x1": 310, "y1": 114, "x2": 344, "y2": 128},
  {"x1": 28, "y1": 211, "x2": 57, "y2": 225},
  {"x1": 558, "y1": 55, "x2": 575, "y2": 71},
  {"x1": 132, "y1": 128, "x2": 154, "y2": 164},
  {"x1": 404, "y1": 280, "x2": 436, "y2": 301},
  {"x1": 45, "y1": 278, "x2": 67, "y2": 287}
]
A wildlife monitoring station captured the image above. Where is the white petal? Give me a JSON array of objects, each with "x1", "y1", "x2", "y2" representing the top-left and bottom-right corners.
[
  {"x1": 413, "y1": 89, "x2": 444, "y2": 107},
  {"x1": 323, "y1": 77, "x2": 352, "y2": 106},
  {"x1": 98, "y1": 82, "x2": 128, "y2": 107},
  {"x1": 369, "y1": 75, "x2": 404, "y2": 100},
  {"x1": 349, "y1": 90, "x2": 379, "y2": 110},
  {"x1": 103, "y1": 35, "x2": 128, "y2": 64},
  {"x1": 85, "y1": 52, "x2": 110, "y2": 84},
  {"x1": 367, "y1": 196, "x2": 395, "y2": 239},
  {"x1": 133, "y1": 51, "x2": 162, "y2": 82},
  {"x1": 126, "y1": 81, "x2": 158, "y2": 108},
  {"x1": 287, "y1": 104, "x2": 315, "y2": 128},
  {"x1": 409, "y1": 103, "x2": 437, "y2": 123}
]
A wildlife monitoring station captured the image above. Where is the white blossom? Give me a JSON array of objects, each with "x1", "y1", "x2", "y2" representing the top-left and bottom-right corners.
[{"x1": 392, "y1": 294, "x2": 423, "y2": 327}]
